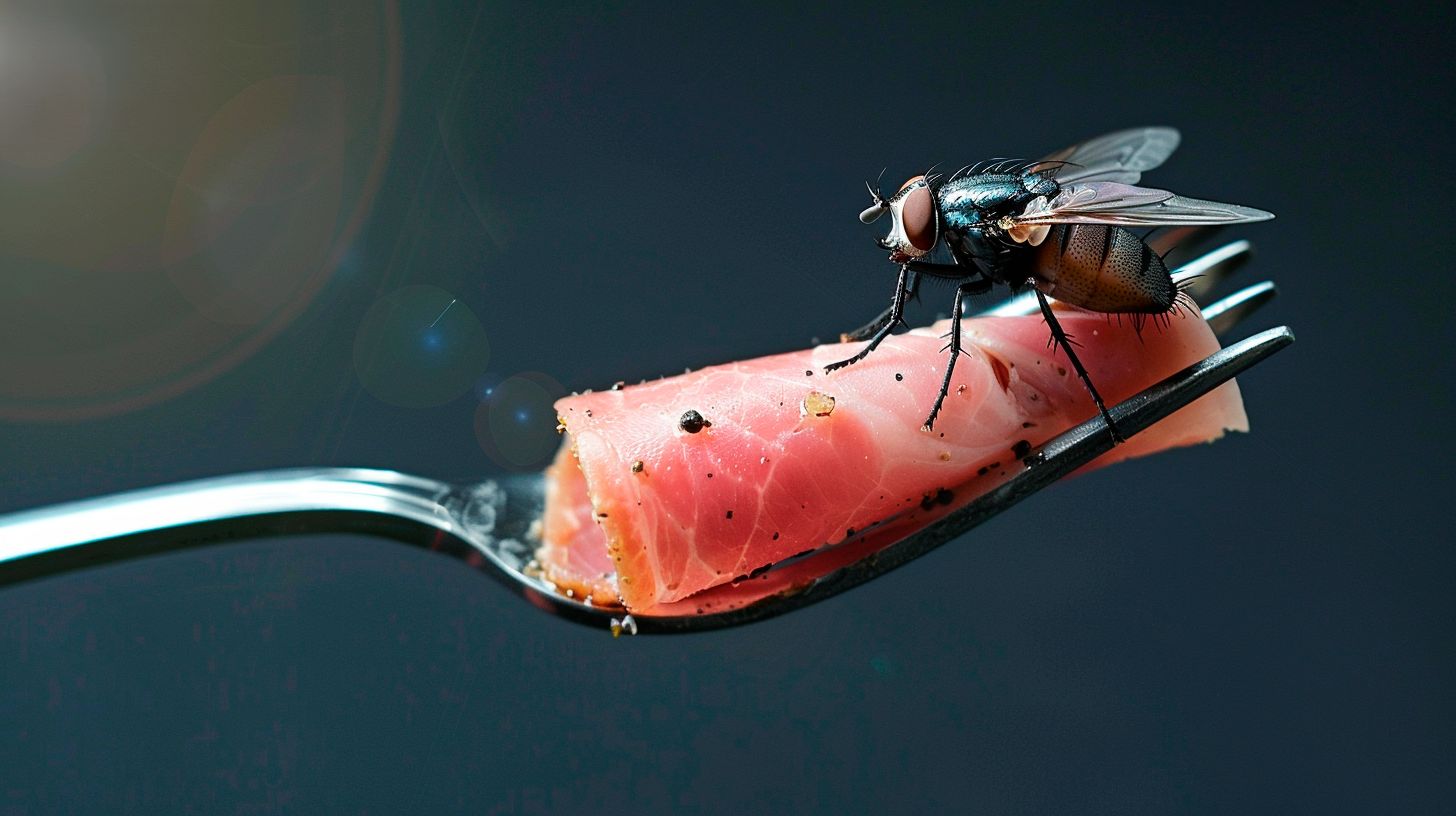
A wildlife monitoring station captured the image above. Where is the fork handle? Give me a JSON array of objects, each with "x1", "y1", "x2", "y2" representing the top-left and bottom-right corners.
[{"x1": 0, "y1": 468, "x2": 468, "y2": 581}]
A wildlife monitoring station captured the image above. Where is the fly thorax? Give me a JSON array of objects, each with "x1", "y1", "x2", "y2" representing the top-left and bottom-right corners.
[{"x1": 1020, "y1": 171, "x2": 1058, "y2": 197}]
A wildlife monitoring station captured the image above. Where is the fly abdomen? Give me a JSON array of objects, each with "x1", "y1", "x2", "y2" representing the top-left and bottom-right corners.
[{"x1": 1026, "y1": 225, "x2": 1175, "y2": 313}]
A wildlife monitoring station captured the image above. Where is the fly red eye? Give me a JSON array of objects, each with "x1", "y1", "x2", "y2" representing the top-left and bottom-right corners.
[{"x1": 898, "y1": 176, "x2": 935, "y2": 252}]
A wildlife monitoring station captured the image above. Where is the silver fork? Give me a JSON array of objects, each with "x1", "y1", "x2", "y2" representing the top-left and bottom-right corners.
[{"x1": 0, "y1": 241, "x2": 1292, "y2": 634}]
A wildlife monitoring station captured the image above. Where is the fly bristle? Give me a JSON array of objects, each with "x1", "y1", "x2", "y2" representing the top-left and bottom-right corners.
[
  {"x1": 1020, "y1": 159, "x2": 1071, "y2": 180},
  {"x1": 1106, "y1": 312, "x2": 1137, "y2": 344},
  {"x1": 1028, "y1": 159, "x2": 1084, "y2": 178},
  {"x1": 1143, "y1": 306, "x2": 1181, "y2": 334},
  {"x1": 1130, "y1": 312, "x2": 1148, "y2": 339},
  {"x1": 1171, "y1": 289, "x2": 1199, "y2": 318}
]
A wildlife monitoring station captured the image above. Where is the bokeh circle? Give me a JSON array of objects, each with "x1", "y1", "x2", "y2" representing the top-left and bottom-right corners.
[
  {"x1": 353, "y1": 286, "x2": 491, "y2": 409},
  {"x1": 473, "y1": 372, "x2": 567, "y2": 471}
]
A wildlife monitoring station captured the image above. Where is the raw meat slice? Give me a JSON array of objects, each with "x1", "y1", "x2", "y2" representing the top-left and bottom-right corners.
[{"x1": 539, "y1": 307, "x2": 1246, "y2": 612}]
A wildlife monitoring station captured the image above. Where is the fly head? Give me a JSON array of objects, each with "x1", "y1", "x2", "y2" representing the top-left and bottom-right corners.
[{"x1": 860, "y1": 174, "x2": 938, "y2": 264}]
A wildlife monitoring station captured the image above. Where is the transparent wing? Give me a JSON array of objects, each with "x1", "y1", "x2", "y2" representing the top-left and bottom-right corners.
[
  {"x1": 1011, "y1": 182, "x2": 1275, "y2": 227},
  {"x1": 1035, "y1": 127, "x2": 1181, "y2": 185}
]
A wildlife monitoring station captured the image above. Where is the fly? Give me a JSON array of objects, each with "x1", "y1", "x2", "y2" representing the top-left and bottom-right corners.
[{"x1": 829, "y1": 127, "x2": 1274, "y2": 440}]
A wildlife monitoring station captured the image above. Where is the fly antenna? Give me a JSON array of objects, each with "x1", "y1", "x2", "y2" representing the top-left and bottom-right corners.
[{"x1": 860, "y1": 171, "x2": 890, "y2": 223}]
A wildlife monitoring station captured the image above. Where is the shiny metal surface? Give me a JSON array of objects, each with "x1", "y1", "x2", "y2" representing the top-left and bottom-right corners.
[
  {"x1": 0, "y1": 242, "x2": 1293, "y2": 634},
  {"x1": 1203, "y1": 280, "x2": 1277, "y2": 335}
]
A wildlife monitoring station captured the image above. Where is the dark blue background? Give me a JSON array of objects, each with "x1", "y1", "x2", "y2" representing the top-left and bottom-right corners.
[{"x1": 3, "y1": 2, "x2": 1452, "y2": 812}]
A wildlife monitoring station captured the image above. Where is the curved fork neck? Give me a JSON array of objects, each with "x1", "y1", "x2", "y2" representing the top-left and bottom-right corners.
[
  {"x1": 0, "y1": 467, "x2": 625, "y2": 630},
  {"x1": 0, "y1": 468, "x2": 470, "y2": 573}
]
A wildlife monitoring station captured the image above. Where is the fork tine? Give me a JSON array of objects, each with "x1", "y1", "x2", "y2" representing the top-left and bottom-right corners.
[
  {"x1": 1146, "y1": 225, "x2": 1218, "y2": 259},
  {"x1": 1202, "y1": 281, "x2": 1277, "y2": 336},
  {"x1": 977, "y1": 287, "x2": 1048, "y2": 318},
  {"x1": 723, "y1": 325, "x2": 1298, "y2": 629},
  {"x1": 1174, "y1": 239, "x2": 1253, "y2": 301},
  {"x1": 976, "y1": 239, "x2": 1254, "y2": 318},
  {"x1": 866, "y1": 327, "x2": 1295, "y2": 564},
  {"x1": 1024, "y1": 326, "x2": 1293, "y2": 471}
]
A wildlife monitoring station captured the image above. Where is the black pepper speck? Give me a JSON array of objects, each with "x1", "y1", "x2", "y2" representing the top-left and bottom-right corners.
[{"x1": 678, "y1": 410, "x2": 710, "y2": 433}]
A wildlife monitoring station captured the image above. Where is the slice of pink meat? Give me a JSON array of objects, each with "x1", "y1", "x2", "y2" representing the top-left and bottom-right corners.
[{"x1": 538, "y1": 307, "x2": 1247, "y2": 612}]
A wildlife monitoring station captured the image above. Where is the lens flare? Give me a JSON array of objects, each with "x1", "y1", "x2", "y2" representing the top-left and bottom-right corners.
[
  {"x1": 0, "y1": 4, "x2": 400, "y2": 422},
  {"x1": 0, "y1": 18, "x2": 104, "y2": 173},
  {"x1": 473, "y1": 372, "x2": 566, "y2": 471},
  {"x1": 353, "y1": 286, "x2": 490, "y2": 409}
]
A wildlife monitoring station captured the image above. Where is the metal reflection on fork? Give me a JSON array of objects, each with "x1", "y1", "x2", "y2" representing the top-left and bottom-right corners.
[{"x1": 0, "y1": 240, "x2": 1293, "y2": 633}]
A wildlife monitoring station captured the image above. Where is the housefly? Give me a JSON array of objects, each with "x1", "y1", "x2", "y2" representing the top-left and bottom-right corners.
[{"x1": 832, "y1": 127, "x2": 1273, "y2": 439}]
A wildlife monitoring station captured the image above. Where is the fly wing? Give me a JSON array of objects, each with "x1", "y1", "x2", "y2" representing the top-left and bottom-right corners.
[
  {"x1": 1011, "y1": 182, "x2": 1275, "y2": 227},
  {"x1": 1034, "y1": 127, "x2": 1181, "y2": 185}
]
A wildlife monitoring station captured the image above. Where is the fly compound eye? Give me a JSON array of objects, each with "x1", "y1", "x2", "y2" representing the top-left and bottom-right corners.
[
  {"x1": 872, "y1": 175, "x2": 934, "y2": 261},
  {"x1": 897, "y1": 176, "x2": 936, "y2": 252}
]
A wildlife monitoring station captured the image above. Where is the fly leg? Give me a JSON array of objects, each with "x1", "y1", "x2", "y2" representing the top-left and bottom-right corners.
[
  {"x1": 840, "y1": 269, "x2": 920, "y2": 342},
  {"x1": 923, "y1": 276, "x2": 994, "y2": 430},
  {"x1": 1034, "y1": 288, "x2": 1124, "y2": 443},
  {"x1": 825, "y1": 265, "x2": 911, "y2": 371},
  {"x1": 841, "y1": 259, "x2": 980, "y2": 341}
]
